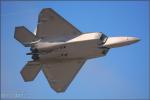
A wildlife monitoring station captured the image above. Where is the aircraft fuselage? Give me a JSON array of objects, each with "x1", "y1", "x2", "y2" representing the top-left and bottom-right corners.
[{"x1": 33, "y1": 32, "x2": 109, "y2": 61}]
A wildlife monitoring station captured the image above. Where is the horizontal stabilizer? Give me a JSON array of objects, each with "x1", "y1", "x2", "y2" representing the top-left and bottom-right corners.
[
  {"x1": 20, "y1": 61, "x2": 41, "y2": 81},
  {"x1": 14, "y1": 26, "x2": 39, "y2": 47}
]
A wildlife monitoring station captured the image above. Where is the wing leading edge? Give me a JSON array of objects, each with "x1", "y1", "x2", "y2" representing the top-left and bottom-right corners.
[{"x1": 42, "y1": 59, "x2": 86, "y2": 92}]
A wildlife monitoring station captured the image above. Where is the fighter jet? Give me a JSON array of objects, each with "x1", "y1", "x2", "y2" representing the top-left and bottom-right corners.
[{"x1": 14, "y1": 8, "x2": 140, "y2": 92}]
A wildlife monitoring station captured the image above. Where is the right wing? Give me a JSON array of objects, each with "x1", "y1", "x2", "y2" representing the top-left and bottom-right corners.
[
  {"x1": 36, "y1": 8, "x2": 81, "y2": 40},
  {"x1": 42, "y1": 59, "x2": 86, "y2": 92}
]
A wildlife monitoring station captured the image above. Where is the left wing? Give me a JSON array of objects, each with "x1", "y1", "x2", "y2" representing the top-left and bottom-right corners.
[{"x1": 42, "y1": 59, "x2": 86, "y2": 92}]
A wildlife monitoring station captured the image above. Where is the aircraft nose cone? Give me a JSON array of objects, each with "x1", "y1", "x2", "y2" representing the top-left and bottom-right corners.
[
  {"x1": 102, "y1": 36, "x2": 140, "y2": 48},
  {"x1": 127, "y1": 37, "x2": 140, "y2": 43}
]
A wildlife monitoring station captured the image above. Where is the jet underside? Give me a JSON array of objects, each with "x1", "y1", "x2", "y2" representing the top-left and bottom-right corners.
[
  {"x1": 33, "y1": 33, "x2": 109, "y2": 61},
  {"x1": 14, "y1": 8, "x2": 139, "y2": 92}
]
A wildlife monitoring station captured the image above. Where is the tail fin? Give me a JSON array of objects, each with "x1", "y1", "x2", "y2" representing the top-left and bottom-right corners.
[
  {"x1": 20, "y1": 61, "x2": 41, "y2": 81},
  {"x1": 14, "y1": 26, "x2": 39, "y2": 47}
]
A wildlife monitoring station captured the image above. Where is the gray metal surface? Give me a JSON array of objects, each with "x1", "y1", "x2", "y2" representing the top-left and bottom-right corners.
[
  {"x1": 14, "y1": 26, "x2": 39, "y2": 47},
  {"x1": 36, "y1": 8, "x2": 81, "y2": 41},
  {"x1": 42, "y1": 59, "x2": 86, "y2": 92},
  {"x1": 14, "y1": 8, "x2": 140, "y2": 93},
  {"x1": 20, "y1": 61, "x2": 41, "y2": 81}
]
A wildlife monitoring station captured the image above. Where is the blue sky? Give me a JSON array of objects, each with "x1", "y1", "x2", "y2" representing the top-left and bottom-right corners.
[{"x1": 1, "y1": 1, "x2": 149, "y2": 99}]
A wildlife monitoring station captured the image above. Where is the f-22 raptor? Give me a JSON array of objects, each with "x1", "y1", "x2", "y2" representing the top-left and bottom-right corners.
[{"x1": 14, "y1": 8, "x2": 140, "y2": 92}]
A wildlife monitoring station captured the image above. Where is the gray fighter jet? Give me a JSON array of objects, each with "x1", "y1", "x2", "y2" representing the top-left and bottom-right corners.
[{"x1": 14, "y1": 8, "x2": 140, "y2": 92}]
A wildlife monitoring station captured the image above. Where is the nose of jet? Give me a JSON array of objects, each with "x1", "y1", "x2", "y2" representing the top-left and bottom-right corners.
[
  {"x1": 127, "y1": 37, "x2": 140, "y2": 43},
  {"x1": 102, "y1": 36, "x2": 140, "y2": 48}
]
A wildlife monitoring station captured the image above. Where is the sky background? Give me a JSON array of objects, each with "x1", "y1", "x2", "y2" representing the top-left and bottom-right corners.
[{"x1": 1, "y1": 1, "x2": 149, "y2": 99}]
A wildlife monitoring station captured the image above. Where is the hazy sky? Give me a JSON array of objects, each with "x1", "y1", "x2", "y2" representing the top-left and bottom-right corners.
[{"x1": 1, "y1": 1, "x2": 149, "y2": 99}]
